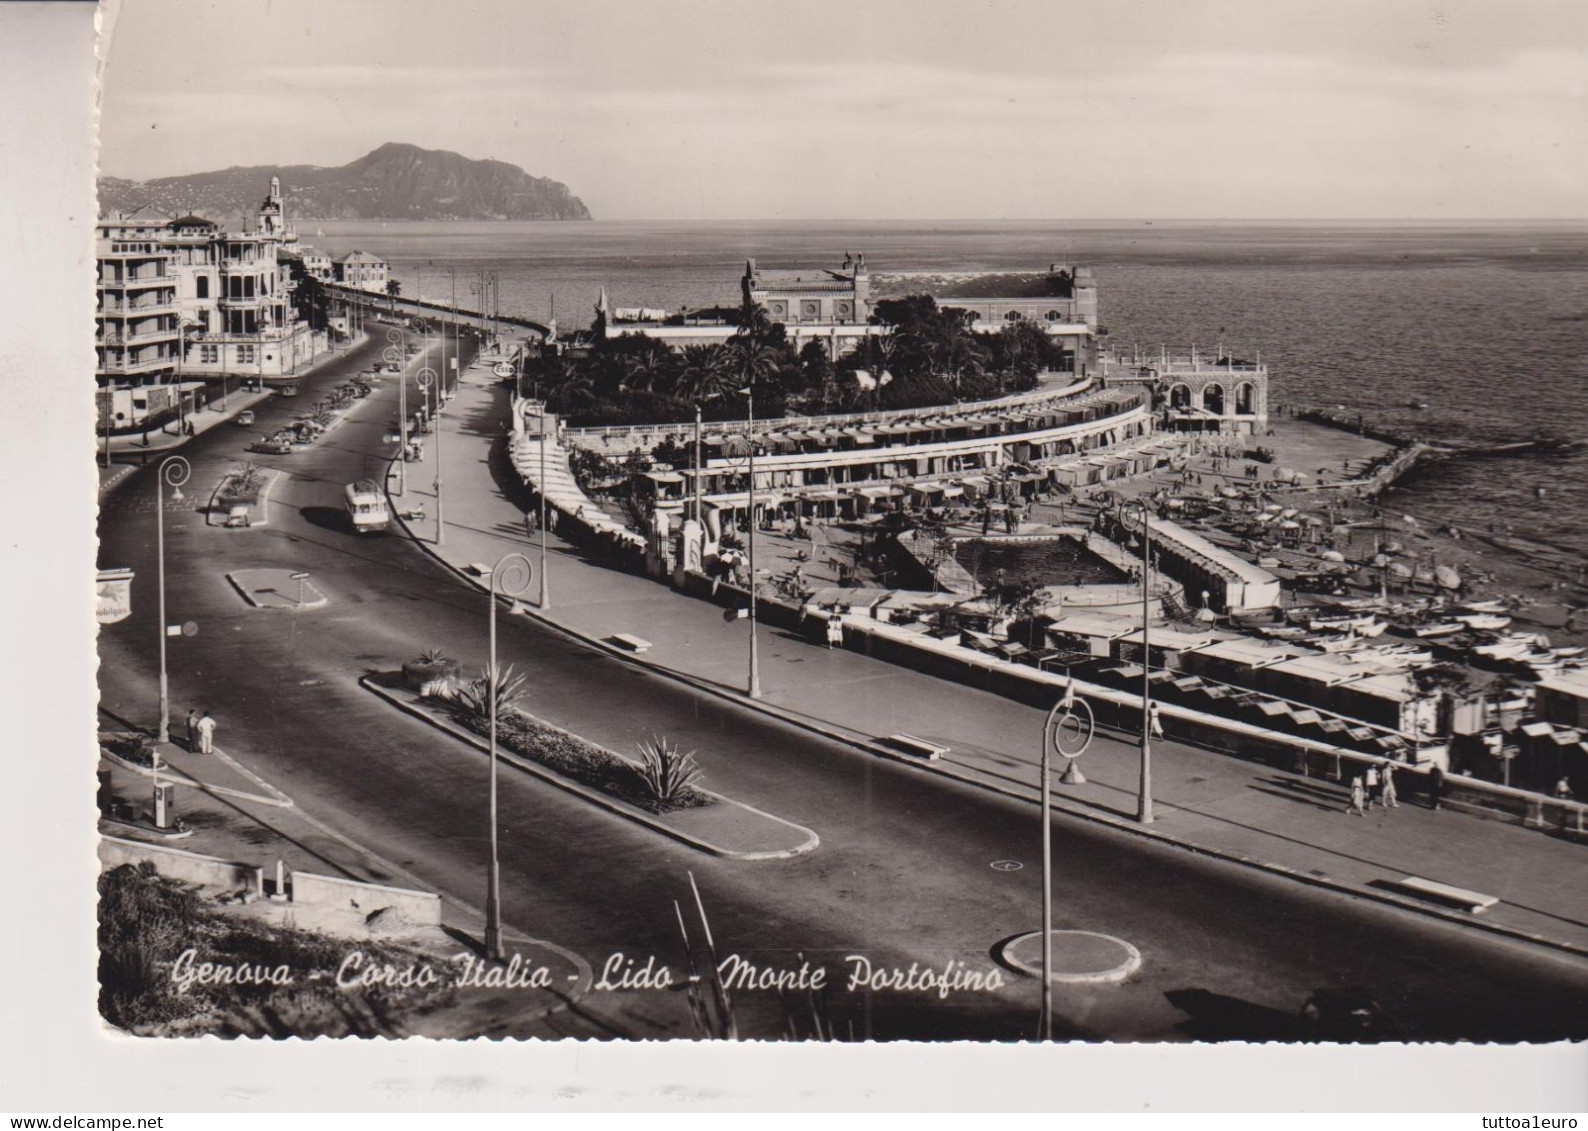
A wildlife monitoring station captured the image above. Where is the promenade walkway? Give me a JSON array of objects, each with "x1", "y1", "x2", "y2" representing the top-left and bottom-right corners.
[{"x1": 396, "y1": 364, "x2": 1588, "y2": 955}]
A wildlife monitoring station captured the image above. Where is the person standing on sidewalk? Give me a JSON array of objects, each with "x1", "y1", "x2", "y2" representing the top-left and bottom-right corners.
[
  {"x1": 1347, "y1": 775, "x2": 1366, "y2": 817},
  {"x1": 195, "y1": 710, "x2": 217, "y2": 755},
  {"x1": 184, "y1": 708, "x2": 199, "y2": 752},
  {"x1": 1364, "y1": 763, "x2": 1380, "y2": 808},
  {"x1": 1381, "y1": 765, "x2": 1399, "y2": 809},
  {"x1": 1428, "y1": 764, "x2": 1445, "y2": 810}
]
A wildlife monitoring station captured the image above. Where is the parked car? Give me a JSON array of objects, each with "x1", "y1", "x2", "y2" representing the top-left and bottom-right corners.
[
  {"x1": 249, "y1": 439, "x2": 294, "y2": 455},
  {"x1": 235, "y1": 410, "x2": 255, "y2": 426}
]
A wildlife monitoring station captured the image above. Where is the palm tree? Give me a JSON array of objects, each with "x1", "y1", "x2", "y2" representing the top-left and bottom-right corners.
[
  {"x1": 385, "y1": 278, "x2": 402, "y2": 313},
  {"x1": 677, "y1": 346, "x2": 739, "y2": 404}
]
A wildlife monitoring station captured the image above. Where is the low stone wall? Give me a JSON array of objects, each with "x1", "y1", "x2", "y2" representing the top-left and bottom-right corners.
[
  {"x1": 289, "y1": 872, "x2": 442, "y2": 925},
  {"x1": 99, "y1": 835, "x2": 263, "y2": 895}
]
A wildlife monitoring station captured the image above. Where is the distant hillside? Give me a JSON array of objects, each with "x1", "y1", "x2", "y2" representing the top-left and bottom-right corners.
[{"x1": 98, "y1": 142, "x2": 591, "y2": 221}]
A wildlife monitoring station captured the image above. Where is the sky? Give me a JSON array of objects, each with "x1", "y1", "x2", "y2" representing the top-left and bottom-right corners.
[{"x1": 98, "y1": 0, "x2": 1588, "y2": 220}]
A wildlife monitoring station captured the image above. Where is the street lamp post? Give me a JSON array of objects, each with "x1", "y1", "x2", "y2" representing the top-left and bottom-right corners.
[
  {"x1": 537, "y1": 402, "x2": 551, "y2": 610},
  {"x1": 1037, "y1": 681, "x2": 1094, "y2": 1041},
  {"x1": 386, "y1": 329, "x2": 408, "y2": 496},
  {"x1": 1121, "y1": 500, "x2": 1156, "y2": 824},
  {"x1": 417, "y1": 367, "x2": 442, "y2": 544},
  {"x1": 485, "y1": 551, "x2": 534, "y2": 960},
  {"x1": 155, "y1": 455, "x2": 191, "y2": 744},
  {"x1": 742, "y1": 385, "x2": 762, "y2": 699}
]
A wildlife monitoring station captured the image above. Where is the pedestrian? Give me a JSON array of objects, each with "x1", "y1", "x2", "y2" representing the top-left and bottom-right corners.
[
  {"x1": 1428, "y1": 763, "x2": 1445, "y2": 811},
  {"x1": 195, "y1": 710, "x2": 217, "y2": 755},
  {"x1": 826, "y1": 614, "x2": 843, "y2": 649},
  {"x1": 1364, "y1": 763, "x2": 1381, "y2": 807},
  {"x1": 1347, "y1": 775, "x2": 1366, "y2": 817},
  {"x1": 1381, "y1": 765, "x2": 1399, "y2": 809},
  {"x1": 1555, "y1": 776, "x2": 1574, "y2": 801},
  {"x1": 184, "y1": 708, "x2": 198, "y2": 751}
]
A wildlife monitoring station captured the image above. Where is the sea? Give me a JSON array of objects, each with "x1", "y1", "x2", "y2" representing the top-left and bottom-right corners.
[{"x1": 307, "y1": 219, "x2": 1588, "y2": 557}]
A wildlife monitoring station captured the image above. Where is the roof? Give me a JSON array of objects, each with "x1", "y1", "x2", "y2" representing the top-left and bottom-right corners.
[
  {"x1": 1149, "y1": 517, "x2": 1280, "y2": 590},
  {"x1": 1537, "y1": 670, "x2": 1588, "y2": 701},
  {"x1": 1045, "y1": 612, "x2": 1137, "y2": 640},
  {"x1": 167, "y1": 215, "x2": 217, "y2": 228},
  {"x1": 872, "y1": 271, "x2": 1080, "y2": 301},
  {"x1": 338, "y1": 250, "x2": 387, "y2": 264}
]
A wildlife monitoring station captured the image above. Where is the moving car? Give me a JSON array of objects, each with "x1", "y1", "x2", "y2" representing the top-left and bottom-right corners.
[
  {"x1": 235, "y1": 410, "x2": 255, "y2": 426},
  {"x1": 345, "y1": 479, "x2": 390, "y2": 534}
]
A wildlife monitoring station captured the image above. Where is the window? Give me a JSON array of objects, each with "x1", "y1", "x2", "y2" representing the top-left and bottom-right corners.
[
  {"x1": 238, "y1": 345, "x2": 255, "y2": 364},
  {"x1": 1005, "y1": 311, "x2": 1024, "y2": 322},
  {"x1": 200, "y1": 345, "x2": 218, "y2": 365},
  {"x1": 1044, "y1": 310, "x2": 1064, "y2": 322},
  {"x1": 196, "y1": 276, "x2": 209, "y2": 299}
]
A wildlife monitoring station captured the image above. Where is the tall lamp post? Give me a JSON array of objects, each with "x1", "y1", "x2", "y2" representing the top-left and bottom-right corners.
[
  {"x1": 417, "y1": 367, "x2": 442, "y2": 544},
  {"x1": 1039, "y1": 683, "x2": 1094, "y2": 1040},
  {"x1": 537, "y1": 398, "x2": 551, "y2": 610},
  {"x1": 740, "y1": 384, "x2": 762, "y2": 699},
  {"x1": 385, "y1": 328, "x2": 408, "y2": 495},
  {"x1": 155, "y1": 455, "x2": 191, "y2": 744},
  {"x1": 484, "y1": 551, "x2": 534, "y2": 960},
  {"x1": 1121, "y1": 500, "x2": 1155, "y2": 824}
]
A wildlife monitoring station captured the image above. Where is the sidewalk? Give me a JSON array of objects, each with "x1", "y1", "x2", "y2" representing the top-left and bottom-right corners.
[
  {"x1": 396, "y1": 367, "x2": 1588, "y2": 955},
  {"x1": 95, "y1": 712, "x2": 608, "y2": 1038}
]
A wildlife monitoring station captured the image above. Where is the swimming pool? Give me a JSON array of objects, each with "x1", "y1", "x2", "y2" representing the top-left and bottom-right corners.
[{"x1": 953, "y1": 537, "x2": 1129, "y2": 589}]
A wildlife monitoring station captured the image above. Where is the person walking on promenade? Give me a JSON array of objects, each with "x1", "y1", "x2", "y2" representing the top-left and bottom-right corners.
[
  {"x1": 826, "y1": 614, "x2": 843, "y2": 649},
  {"x1": 184, "y1": 708, "x2": 199, "y2": 752},
  {"x1": 195, "y1": 710, "x2": 217, "y2": 755},
  {"x1": 1555, "y1": 776, "x2": 1574, "y2": 801},
  {"x1": 1428, "y1": 763, "x2": 1445, "y2": 811},
  {"x1": 1381, "y1": 765, "x2": 1399, "y2": 809},
  {"x1": 1364, "y1": 763, "x2": 1381, "y2": 807},
  {"x1": 1347, "y1": 775, "x2": 1366, "y2": 817}
]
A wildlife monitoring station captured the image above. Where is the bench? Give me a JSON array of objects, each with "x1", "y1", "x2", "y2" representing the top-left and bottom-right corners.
[
  {"x1": 886, "y1": 734, "x2": 950, "y2": 761},
  {"x1": 1386, "y1": 876, "x2": 1499, "y2": 914},
  {"x1": 610, "y1": 633, "x2": 652, "y2": 654}
]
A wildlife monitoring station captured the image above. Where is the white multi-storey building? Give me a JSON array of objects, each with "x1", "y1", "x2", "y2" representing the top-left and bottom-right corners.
[{"x1": 95, "y1": 176, "x2": 323, "y2": 401}]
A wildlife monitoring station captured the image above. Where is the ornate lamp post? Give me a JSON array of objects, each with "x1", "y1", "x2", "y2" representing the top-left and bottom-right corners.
[
  {"x1": 1121, "y1": 499, "x2": 1156, "y2": 824},
  {"x1": 1038, "y1": 680, "x2": 1094, "y2": 1041},
  {"x1": 385, "y1": 328, "x2": 407, "y2": 495},
  {"x1": 741, "y1": 384, "x2": 762, "y2": 700},
  {"x1": 484, "y1": 551, "x2": 534, "y2": 960},
  {"x1": 537, "y1": 400, "x2": 551, "y2": 610},
  {"x1": 155, "y1": 455, "x2": 191, "y2": 744}
]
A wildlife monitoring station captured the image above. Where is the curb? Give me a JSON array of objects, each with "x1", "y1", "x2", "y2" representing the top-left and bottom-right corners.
[
  {"x1": 206, "y1": 467, "x2": 282, "y2": 529},
  {"x1": 361, "y1": 676, "x2": 818, "y2": 861},
  {"x1": 383, "y1": 448, "x2": 1588, "y2": 961},
  {"x1": 996, "y1": 930, "x2": 1144, "y2": 986},
  {"x1": 99, "y1": 746, "x2": 294, "y2": 810}
]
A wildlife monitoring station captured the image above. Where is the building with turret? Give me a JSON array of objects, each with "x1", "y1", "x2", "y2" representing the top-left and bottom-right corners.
[
  {"x1": 96, "y1": 175, "x2": 324, "y2": 428},
  {"x1": 597, "y1": 256, "x2": 1100, "y2": 376}
]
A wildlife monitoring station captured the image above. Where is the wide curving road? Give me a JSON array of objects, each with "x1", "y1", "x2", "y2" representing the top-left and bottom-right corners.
[{"x1": 95, "y1": 331, "x2": 1588, "y2": 1042}]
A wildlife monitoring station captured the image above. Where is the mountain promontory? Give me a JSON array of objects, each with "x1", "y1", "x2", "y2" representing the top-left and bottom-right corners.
[{"x1": 98, "y1": 142, "x2": 592, "y2": 221}]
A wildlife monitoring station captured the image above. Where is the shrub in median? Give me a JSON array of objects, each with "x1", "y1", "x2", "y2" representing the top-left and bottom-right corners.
[{"x1": 402, "y1": 646, "x2": 461, "y2": 694}]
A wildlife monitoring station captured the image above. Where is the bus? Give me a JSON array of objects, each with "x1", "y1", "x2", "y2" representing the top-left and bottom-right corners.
[{"x1": 344, "y1": 479, "x2": 390, "y2": 534}]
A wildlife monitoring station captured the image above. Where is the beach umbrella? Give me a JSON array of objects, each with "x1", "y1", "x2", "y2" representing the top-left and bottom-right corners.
[
  {"x1": 1281, "y1": 508, "x2": 1299, "y2": 519},
  {"x1": 1322, "y1": 550, "x2": 1346, "y2": 562},
  {"x1": 1435, "y1": 565, "x2": 1462, "y2": 590},
  {"x1": 1389, "y1": 562, "x2": 1413, "y2": 578}
]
